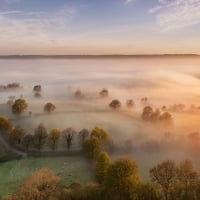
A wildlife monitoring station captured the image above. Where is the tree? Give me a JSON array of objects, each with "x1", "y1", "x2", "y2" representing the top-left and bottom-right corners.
[
  {"x1": 91, "y1": 127, "x2": 110, "y2": 146},
  {"x1": 135, "y1": 183, "x2": 162, "y2": 200},
  {"x1": 159, "y1": 112, "x2": 172, "y2": 123},
  {"x1": 83, "y1": 137, "x2": 102, "y2": 160},
  {"x1": 44, "y1": 102, "x2": 56, "y2": 113},
  {"x1": 12, "y1": 99, "x2": 28, "y2": 115},
  {"x1": 9, "y1": 126, "x2": 26, "y2": 145},
  {"x1": 99, "y1": 88, "x2": 109, "y2": 98},
  {"x1": 62, "y1": 128, "x2": 76, "y2": 150},
  {"x1": 33, "y1": 85, "x2": 42, "y2": 92},
  {"x1": 0, "y1": 116, "x2": 12, "y2": 134},
  {"x1": 109, "y1": 99, "x2": 121, "y2": 110},
  {"x1": 5, "y1": 168, "x2": 61, "y2": 200},
  {"x1": 78, "y1": 128, "x2": 90, "y2": 146},
  {"x1": 141, "y1": 97, "x2": 148, "y2": 105},
  {"x1": 74, "y1": 89, "x2": 84, "y2": 99},
  {"x1": 34, "y1": 123, "x2": 48, "y2": 151},
  {"x1": 141, "y1": 106, "x2": 153, "y2": 121},
  {"x1": 104, "y1": 158, "x2": 141, "y2": 200},
  {"x1": 126, "y1": 99, "x2": 135, "y2": 109},
  {"x1": 34, "y1": 92, "x2": 42, "y2": 98},
  {"x1": 48, "y1": 128, "x2": 60, "y2": 151},
  {"x1": 22, "y1": 134, "x2": 34, "y2": 151},
  {"x1": 150, "y1": 160, "x2": 176, "y2": 200},
  {"x1": 176, "y1": 160, "x2": 198, "y2": 197},
  {"x1": 95, "y1": 151, "x2": 111, "y2": 183}
]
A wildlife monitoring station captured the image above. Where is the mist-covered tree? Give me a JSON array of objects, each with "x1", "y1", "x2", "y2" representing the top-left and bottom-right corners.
[
  {"x1": 109, "y1": 99, "x2": 121, "y2": 110},
  {"x1": 9, "y1": 126, "x2": 26, "y2": 145},
  {"x1": 78, "y1": 128, "x2": 90, "y2": 146},
  {"x1": 99, "y1": 88, "x2": 109, "y2": 98},
  {"x1": 176, "y1": 160, "x2": 199, "y2": 198},
  {"x1": 104, "y1": 158, "x2": 141, "y2": 200},
  {"x1": 62, "y1": 128, "x2": 76, "y2": 150},
  {"x1": 141, "y1": 97, "x2": 148, "y2": 105},
  {"x1": 48, "y1": 128, "x2": 60, "y2": 151},
  {"x1": 12, "y1": 99, "x2": 28, "y2": 115},
  {"x1": 34, "y1": 91, "x2": 42, "y2": 98},
  {"x1": 33, "y1": 85, "x2": 42, "y2": 92},
  {"x1": 159, "y1": 112, "x2": 172, "y2": 123},
  {"x1": 141, "y1": 106, "x2": 154, "y2": 121},
  {"x1": 83, "y1": 137, "x2": 102, "y2": 160},
  {"x1": 150, "y1": 160, "x2": 176, "y2": 200},
  {"x1": 44, "y1": 102, "x2": 56, "y2": 113},
  {"x1": 126, "y1": 99, "x2": 135, "y2": 109},
  {"x1": 22, "y1": 134, "x2": 34, "y2": 151},
  {"x1": 5, "y1": 168, "x2": 61, "y2": 200},
  {"x1": 74, "y1": 89, "x2": 84, "y2": 99},
  {"x1": 91, "y1": 127, "x2": 110, "y2": 146},
  {"x1": 34, "y1": 123, "x2": 48, "y2": 151},
  {"x1": 95, "y1": 151, "x2": 111, "y2": 184},
  {"x1": 142, "y1": 106, "x2": 173, "y2": 124},
  {"x1": 0, "y1": 116, "x2": 12, "y2": 134}
]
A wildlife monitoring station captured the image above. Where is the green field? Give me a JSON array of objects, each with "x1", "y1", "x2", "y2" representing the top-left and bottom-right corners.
[{"x1": 0, "y1": 156, "x2": 94, "y2": 197}]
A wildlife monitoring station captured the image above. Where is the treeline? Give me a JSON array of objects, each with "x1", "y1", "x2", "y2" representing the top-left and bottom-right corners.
[{"x1": 0, "y1": 83, "x2": 22, "y2": 91}]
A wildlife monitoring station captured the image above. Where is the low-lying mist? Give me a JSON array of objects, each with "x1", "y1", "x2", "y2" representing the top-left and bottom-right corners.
[{"x1": 1, "y1": 57, "x2": 200, "y2": 179}]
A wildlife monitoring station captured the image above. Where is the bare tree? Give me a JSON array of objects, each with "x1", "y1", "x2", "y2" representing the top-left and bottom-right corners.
[
  {"x1": 150, "y1": 160, "x2": 176, "y2": 200},
  {"x1": 62, "y1": 128, "x2": 76, "y2": 150}
]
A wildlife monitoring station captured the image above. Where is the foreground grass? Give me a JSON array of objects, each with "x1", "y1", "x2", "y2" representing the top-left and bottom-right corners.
[{"x1": 0, "y1": 156, "x2": 94, "y2": 197}]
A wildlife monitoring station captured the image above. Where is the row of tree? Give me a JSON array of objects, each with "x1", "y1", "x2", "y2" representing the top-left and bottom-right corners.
[{"x1": 8, "y1": 123, "x2": 92, "y2": 152}]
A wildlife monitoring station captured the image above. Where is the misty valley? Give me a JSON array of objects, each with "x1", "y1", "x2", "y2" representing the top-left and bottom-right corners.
[{"x1": 1, "y1": 57, "x2": 200, "y2": 199}]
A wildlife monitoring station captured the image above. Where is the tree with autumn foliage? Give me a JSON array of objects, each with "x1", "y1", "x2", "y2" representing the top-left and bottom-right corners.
[
  {"x1": 95, "y1": 151, "x2": 111, "y2": 183},
  {"x1": 48, "y1": 128, "x2": 61, "y2": 151},
  {"x1": 12, "y1": 99, "x2": 28, "y2": 115},
  {"x1": 4, "y1": 168, "x2": 61, "y2": 200}
]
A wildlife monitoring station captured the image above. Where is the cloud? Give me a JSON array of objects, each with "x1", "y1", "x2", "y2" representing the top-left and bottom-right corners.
[
  {"x1": 150, "y1": 0, "x2": 200, "y2": 31},
  {"x1": 123, "y1": 0, "x2": 136, "y2": 5},
  {"x1": 0, "y1": 6, "x2": 76, "y2": 44}
]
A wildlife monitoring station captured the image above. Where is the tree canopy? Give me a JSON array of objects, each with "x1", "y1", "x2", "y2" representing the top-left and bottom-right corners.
[
  {"x1": 12, "y1": 99, "x2": 28, "y2": 115},
  {"x1": 44, "y1": 102, "x2": 56, "y2": 113}
]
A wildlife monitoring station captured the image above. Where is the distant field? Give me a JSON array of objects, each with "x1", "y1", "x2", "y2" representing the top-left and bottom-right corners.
[{"x1": 0, "y1": 156, "x2": 94, "y2": 197}]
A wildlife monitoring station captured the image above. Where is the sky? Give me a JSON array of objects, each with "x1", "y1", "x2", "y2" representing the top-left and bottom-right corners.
[{"x1": 0, "y1": 0, "x2": 200, "y2": 55}]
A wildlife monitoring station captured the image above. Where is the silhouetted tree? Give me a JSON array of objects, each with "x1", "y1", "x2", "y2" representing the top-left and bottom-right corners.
[
  {"x1": 9, "y1": 126, "x2": 26, "y2": 145},
  {"x1": 62, "y1": 128, "x2": 76, "y2": 150},
  {"x1": 34, "y1": 123, "x2": 48, "y2": 151},
  {"x1": 78, "y1": 128, "x2": 90, "y2": 146},
  {"x1": 99, "y1": 88, "x2": 109, "y2": 98},
  {"x1": 44, "y1": 102, "x2": 56, "y2": 113},
  {"x1": 126, "y1": 99, "x2": 134, "y2": 109},
  {"x1": 141, "y1": 97, "x2": 148, "y2": 105},
  {"x1": 109, "y1": 99, "x2": 121, "y2": 110},
  {"x1": 142, "y1": 106, "x2": 153, "y2": 121},
  {"x1": 74, "y1": 89, "x2": 84, "y2": 99},
  {"x1": 22, "y1": 134, "x2": 34, "y2": 151},
  {"x1": 33, "y1": 85, "x2": 42, "y2": 92}
]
